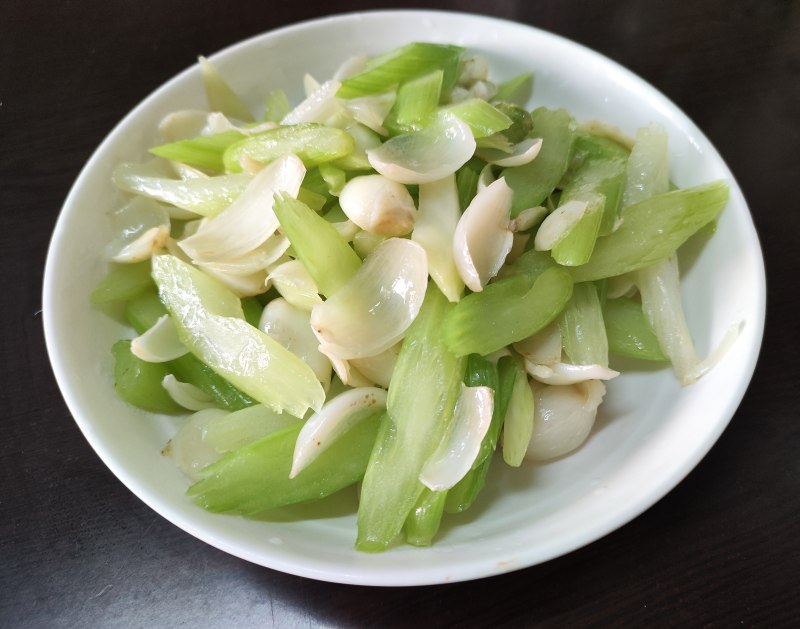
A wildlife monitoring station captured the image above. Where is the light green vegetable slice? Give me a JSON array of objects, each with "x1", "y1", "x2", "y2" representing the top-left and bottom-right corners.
[
  {"x1": 603, "y1": 297, "x2": 667, "y2": 361},
  {"x1": 501, "y1": 361, "x2": 535, "y2": 467},
  {"x1": 90, "y1": 261, "x2": 154, "y2": 305},
  {"x1": 492, "y1": 72, "x2": 533, "y2": 105},
  {"x1": 356, "y1": 286, "x2": 466, "y2": 552},
  {"x1": 558, "y1": 281, "x2": 609, "y2": 366},
  {"x1": 152, "y1": 254, "x2": 325, "y2": 417},
  {"x1": 112, "y1": 339, "x2": 184, "y2": 414},
  {"x1": 404, "y1": 488, "x2": 448, "y2": 547},
  {"x1": 150, "y1": 131, "x2": 244, "y2": 172},
  {"x1": 198, "y1": 56, "x2": 254, "y2": 122},
  {"x1": 441, "y1": 99, "x2": 513, "y2": 138},
  {"x1": 384, "y1": 69, "x2": 443, "y2": 134}
]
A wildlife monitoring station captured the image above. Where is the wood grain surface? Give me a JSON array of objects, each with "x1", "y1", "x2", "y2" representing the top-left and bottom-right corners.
[{"x1": 2, "y1": 1, "x2": 798, "y2": 626}]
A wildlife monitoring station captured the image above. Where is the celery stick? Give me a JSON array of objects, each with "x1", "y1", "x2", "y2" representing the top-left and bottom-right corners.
[
  {"x1": 356, "y1": 286, "x2": 466, "y2": 552},
  {"x1": 152, "y1": 255, "x2": 325, "y2": 417},
  {"x1": 296, "y1": 187, "x2": 327, "y2": 212},
  {"x1": 223, "y1": 123, "x2": 355, "y2": 172},
  {"x1": 384, "y1": 70, "x2": 443, "y2": 134},
  {"x1": 90, "y1": 261, "x2": 154, "y2": 305},
  {"x1": 337, "y1": 43, "x2": 464, "y2": 99},
  {"x1": 202, "y1": 404, "x2": 302, "y2": 453},
  {"x1": 622, "y1": 123, "x2": 669, "y2": 207},
  {"x1": 188, "y1": 412, "x2": 382, "y2": 514},
  {"x1": 603, "y1": 297, "x2": 667, "y2": 361},
  {"x1": 503, "y1": 108, "x2": 577, "y2": 216},
  {"x1": 558, "y1": 282, "x2": 609, "y2": 366},
  {"x1": 263, "y1": 89, "x2": 291, "y2": 123},
  {"x1": 550, "y1": 193, "x2": 605, "y2": 266},
  {"x1": 272, "y1": 195, "x2": 362, "y2": 297},
  {"x1": 240, "y1": 297, "x2": 263, "y2": 328},
  {"x1": 404, "y1": 488, "x2": 448, "y2": 547},
  {"x1": 443, "y1": 266, "x2": 573, "y2": 357},
  {"x1": 570, "y1": 181, "x2": 729, "y2": 282},
  {"x1": 317, "y1": 163, "x2": 346, "y2": 196},
  {"x1": 492, "y1": 72, "x2": 533, "y2": 105},
  {"x1": 198, "y1": 56, "x2": 254, "y2": 122},
  {"x1": 112, "y1": 340, "x2": 183, "y2": 414},
  {"x1": 491, "y1": 102, "x2": 533, "y2": 144},
  {"x1": 455, "y1": 158, "x2": 481, "y2": 212},
  {"x1": 441, "y1": 99, "x2": 513, "y2": 138},
  {"x1": 150, "y1": 131, "x2": 244, "y2": 172},
  {"x1": 501, "y1": 360, "x2": 535, "y2": 467}
]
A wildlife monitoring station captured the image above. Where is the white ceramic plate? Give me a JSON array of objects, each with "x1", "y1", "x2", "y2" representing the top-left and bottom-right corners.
[{"x1": 43, "y1": 11, "x2": 765, "y2": 586}]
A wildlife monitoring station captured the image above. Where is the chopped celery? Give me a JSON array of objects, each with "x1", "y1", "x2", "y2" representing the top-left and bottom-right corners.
[
  {"x1": 441, "y1": 99, "x2": 513, "y2": 138},
  {"x1": 296, "y1": 187, "x2": 327, "y2": 211},
  {"x1": 558, "y1": 282, "x2": 609, "y2": 366},
  {"x1": 188, "y1": 412, "x2": 382, "y2": 514},
  {"x1": 202, "y1": 404, "x2": 302, "y2": 453},
  {"x1": 337, "y1": 42, "x2": 464, "y2": 99},
  {"x1": 272, "y1": 195, "x2": 362, "y2": 297},
  {"x1": 622, "y1": 123, "x2": 670, "y2": 207},
  {"x1": 550, "y1": 193, "x2": 605, "y2": 266},
  {"x1": 491, "y1": 102, "x2": 533, "y2": 144},
  {"x1": 152, "y1": 254, "x2": 325, "y2": 417},
  {"x1": 492, "y1": 72, "x2": 533, "y2": 105},
  {"x1": 240, "y1": 297, "x2": 263, "y2": 328},
  {"x1": 603, "y1": 297, "x2": 667, "y2": 361},
  {"x1": 222, "y1": 123, "x2": 355, "y2": 172},
  {"x1": 404, "y1": 488, "x2": 448, "y2": 547},
  {"x1": 384, "y1": 69, "x2": 443, "y2": 134},
  {"x1": 112, "y1": 340, "x2": 183, "y2": 414},
  {"x1": 90, "y1": 261, "x2": 154, "y2": 305},
  {"x1": 263, "y1": 89, "x2": 291, "y2": 123},
  {"x1": 455, "y1": 158, "x2": 481, "y2": 211},
  {"x1": 356, "y1": 286, "x2": 466, "y2": 552},
  {"x1": 198, "y1": 56, "x2": 254, "y2": 122},
  {"x1": 501, "y1": 360, "x2": 535, "y2": 467},
  {"x1": 570, "y1": 181, "x2": 729, "y2": 282},
  {"x1": 443, "y1": 266, "x2": 573, "y2": 357},
  {"x1": 503, "y1": 108, "x2": 577, "y2": 216},
  {"x1": 150, "y1": 131, "x2": 244, "y2": 172},
  {"x1": 317, "y1": 163, "x2": 346, "y2": 196}
]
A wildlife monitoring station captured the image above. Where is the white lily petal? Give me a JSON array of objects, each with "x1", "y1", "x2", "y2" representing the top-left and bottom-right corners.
[
  {"x1": 339, "y1": 174, "x2": 417, "y2": 237},
  {"x1": 509, "y1": 206, "x2": 548, "y2": 232},
  {"x1": 344, "y1": 92, "x2": 396, "y2": 135},
  {"x1": 178, "y1": 154, "x2": 305, "y2": 262},
  {"x1": 267, "y1": 259, "x2": 322, "y2": 311},
  {"x1": 303, "y1": 73, "x2": 321, "y2": 97},
  {"x1": 166, "y1": 408, "x2": 229, "y2": 481},
  {"x1": 458, "y1": 55, "x2": 489, "y2": 85},
  {"x1": 198, "y1": 265, "x2": 269, "y2": 297},
  {"x1": 412, "y1": 174, "x2": 464, "y2": 302},
  {"x1": 259, "y1": 298, "x2": 332, "y2": 391},
  {"x1": 131, "y1": 314, "x2": 188, "y2": 362},
  {"x1": 281, "y1": 80, "x2": 344, "y2": 125},
  {"x1": 310, "y1": 238, "x2": 428, "y2": 359},
  {"x1": 332, "y1": 53, "x2": 368, "y2": 80},
  {"x1": 534, "y1": 200, "x2": 588, "y2": 252},
  {"x1": 452, "y1": 176, "x2": 514, "y2": 292},
  {"x1": 514, "y1": 322, "x2": 562, "y2": 366},
  {"x1": 158, "y1": 109, "x2": 210, "y2": 142},
  {"x1": 107, "y1": 196, "x2": 170, "y2": 263},
  {"x1": 525, "y1": 380, "x2": 606, "y2": 461},
  {"x1": 111, "y1": 225, "x2": 170, "y2": 263},
  {"x1": 477, "y1": 162, "x2": 495, "y2": 192},
  {"x1": 318, "y1": 345, "x2": 375, "y2": 388},
  {"x1": 367, "y1": 114, "x2": 476, "y2": 184},
  {"x1": 203, "y1": 111, "x2": 277, "y2": 136},
  {"x1": 526, "y1": 361, "x2": 619, "y2": 385},
  {"x1": 161, "y1": 374, "x2": 217, "y2": 411},
  {"x1": 196, "y1": 234, "x2": 290, "y2": 276},
  {"x1": 419, "y1": 384, "x2": 494, "y2": 491},
  {"x1": 479, "y1": 137, "x2": 543, "y2": 167},
  {"x1": 290, "y1": 387, "x2": 387, "y2": 478},
  {"x1": 349, "y1": 343, "x2": 401, "y2": 389}
]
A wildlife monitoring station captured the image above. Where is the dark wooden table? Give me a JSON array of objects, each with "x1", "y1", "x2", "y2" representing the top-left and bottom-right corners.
[{"x1": 3, "y1": 1, "x2": 798, "y2": 626}]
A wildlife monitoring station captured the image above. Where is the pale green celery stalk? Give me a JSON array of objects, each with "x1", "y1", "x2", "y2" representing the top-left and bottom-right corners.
[
  {"x1": 455, "y1": 158, "x2": 481, "y2": 211},
  {"x1": 318, "y1": 163, "x2": 346, "y2": 196},
  {"x1": 384, "y1": 70, "x2": 443, "y2": 134},
  {"x1": 263, "y1": 89, "x2": 291, "y2": 123},
  {"x1": 356, "y1": 286, "x2": 466, "y2": 552},
  {"x1": 442, "y1": 266, "x2": 573, "y2": 357},
  {"x1": 622, "y1": 123, "x2": 670, "y2": 207},
  {"x1": 557, "y1": 282, "x2": 609, "y2": 366},
  {"x1": 223, "y1": 123, "x2": 354, "y2": 172},
  {"x1": 202, "y1": 404, "x2": 303, "y2": 453},
  {"x1": 440, "y1": 99, "x2": 512, "y2": 138},
  {"x1": 322, "y1": 203, "x2": 347, "y2": 223},
  {"x1": 603, "y1": 297, "x2": 667, "y2": 361},
  {"x1": 501, "y1": 360, "x2": 535, "y2": 467},
  {"x1": 337, "y1": 43, "x2": 464, "y2": 99},
  {"x1": 90, "y1": 261, "x2": 153, "y2": 305},
  {"x1": 492, "y1": 72, "x2": 533, "y2": 105},
  {"x1": 152, "y1": 254, "x2": 325, "y2": 417},
  {"x1": 550, "y1": 193, "x2": 605, "y2": 266},
  {"x1": 570, "y1": 181, "x2": 729, "y2": 282},
  {"x1": 296, "y1": 187, "x2": 327, "y2": 212},
  {"x1": 445, "y1": 355, "x2": 515, "y2": 513},
  {"x1": 503, "y1": 108, "x2": 577, "y2": 216},
  {"x1": 198, "y1": 56, "x2": 254, "y2": 122},
  {"x1": 490, "y1": 102, "x2": 534, "y2": 144},
  {"x1": 149, "y1": 131, "x2": 244, "y2": 172},
  {"x1": 331, "y1": 123, "x2": 382, "y2": 171},
  {"x1": 404, "y1": 488, "x2": 448, "y2": 547},
  {"x1": 272, "y1": 195, "x2": 362, "y2": 297},
  {"x1": 188, "y1": 412, "x2": 382, "y2": 515}
]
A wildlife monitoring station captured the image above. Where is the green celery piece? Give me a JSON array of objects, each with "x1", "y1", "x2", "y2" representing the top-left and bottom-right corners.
[
  {"x1": 318, "y1": 163, "x2": 346, "y2": 196},
  {"x1": 240, "y1": 297, "x2": 263, "y2": 328},
  {"x1": 152, "y1": 255, "x2": 324, "y2": 417},
  {"x1": 125, "y1": 291, "x2": 256, "y2": 411},
  {"x1": 356, "y1": 286, "x2": 466, "y2": 552},
  {"x1": 603, "y1": 297, "x2": 668, "y2": 361},
  {"x1": 331, "y1": 123, "x2": 382, "y2": 171},
  {"x1": 503, "y1": 108, "x2": 577, "y2": 216},
  {"x1": 188, "y1": 412, "x2": 382, "y2": 515},
  {"x1": 149, "y1": 131, "x2": 244, "y2": 172},
  {"x1": 296, "y1": 187, "x2": 327, "y2": 212},
  {"x1": 440, "y1": 99, "x2": 512, "y2": 138},
  {"x1": 445, "y1": 355, "x2": 515, "y2": 513},
  {"x1": 558, "y1": 282, "x2": 609, "y2": 366},
  {"x1": 455, "y1": 158, "x2": 481, "y2": 211},
  {"x1": 223, "y1": 123, "x2": 355, "y2": 172},
  {"x1": 337, "y1": 43, "x2": 464, "y2": 99},
  {"x1": 202, "y1": 404, "x2": 302, "y2": 453},
  {"x1": 570, "y1": 181, "x2": 729, "y2": 282},
  {"x1": 272, "y1": 195, "x2": 362, "y2": 298},
  {"x1": 574, "y1": 131, "x2": 630, "y2": 162},
  {"x1": 550, "y1": 193, "x2": 605, "y2": 267},
  {"x1": 492, "y1": 72, "x2": 533, "y2": 105},
  {"x1": 404, "y1": 488, "x2": 448, "y2": 547},
  {"x1": 263, "y1": 89, "x2": 291, "y2": 123},
  {"x1": 91, "y1": 261, "x2": 153, "y2": 305},
  {"x1": 492, "y1": 102, "x2": 534, "y2": 144},
  {"x1": 442, "y1": 266, "x2": 574, "y2": 357},
  {"x1": 111, "y1": 340, "x2": 183, "y2": 414},
  {"x1": 384, "y1": 69, "x2": 443, "y2": 134},
  {"x1": 198, "y1": 56, "x2": 254, "y2": 122},
  {"x1": 622, "y1": 123, "x2": 670, "y2": 207},
  {"x1": 501, "y1": 360, "x2": 535, "y2": 467}
]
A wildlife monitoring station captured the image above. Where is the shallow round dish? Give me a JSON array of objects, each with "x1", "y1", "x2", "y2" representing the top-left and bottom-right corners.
[{"x1": 43, "y1": 10, "x2": 765, "y2": 586}]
